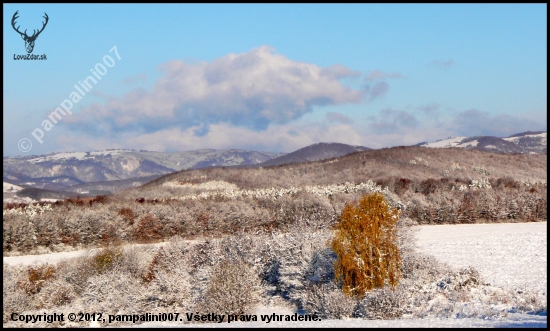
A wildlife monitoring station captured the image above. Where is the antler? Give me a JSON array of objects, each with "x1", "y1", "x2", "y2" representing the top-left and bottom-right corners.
[
  {"x1": 11, "y1": 10, "x2": 26, "y2": 37},
  {"x1": 30, "y1": 13, "x2": 48, "y2": 39}
]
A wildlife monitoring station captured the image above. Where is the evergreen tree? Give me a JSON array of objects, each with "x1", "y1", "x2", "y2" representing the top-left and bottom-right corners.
[
  {"x1": 508, "y1": 200, "x2": 519, "y2": 220},
  {"x1": 457, "y1": 194, "x2": 477, "y2": 224}
]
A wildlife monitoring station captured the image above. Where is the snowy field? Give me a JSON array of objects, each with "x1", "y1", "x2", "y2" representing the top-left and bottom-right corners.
[
  {"x1": 416, "y1": 222, "x2": 547, "y2": 297},
  {"x1": 3, "y1": 222, "x2": 547, "y2": 328},
  {"x1": 136, "y1": 222, "x2": 547, "y2": 328},
  {"x1": 133, "y1": 314, "x2": 546, "y2": 328},
  {"x1": 3, "y1": 182, "x2": 23, "y2": 193}
]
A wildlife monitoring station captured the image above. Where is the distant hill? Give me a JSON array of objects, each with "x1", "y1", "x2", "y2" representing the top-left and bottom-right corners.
[
  {"x1": 137, "y1": 145, "x2": 547, "y2": 196},
  {"x1": 2, "y1": 175, "x2": 163, "y2": 203},
  {"x1": 502, "y1": 131, "x2": 547, "y2": 153},
  {"x1": 418, "y1": 132, "x2": 546, "y2": 154},
  {"x1": 3, "y1": 149, "x2": 284, "y2": 193},
  {"x1": 259, "y1": 142, "x2": 371, "y2": 167},
  {"x1": 61, "y1": 175, "x2": 162, "y2": 195},
  {"x1": 3, "y1": 186, "x2": 79, "y2": 204},
  {"x1": 506, "y1": 131, "x2": 546, "y2": 138}
]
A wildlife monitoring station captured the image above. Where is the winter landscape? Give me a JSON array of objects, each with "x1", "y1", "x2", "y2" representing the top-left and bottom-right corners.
[
  {"x1": 4, "y1": 4, "x2": 546, "y2": 328},
  {"x1": 3, "y1": 144, "x2": 547, "y2": 327}
]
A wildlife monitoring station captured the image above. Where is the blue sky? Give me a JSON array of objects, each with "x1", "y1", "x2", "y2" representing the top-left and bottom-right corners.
[{"x1": 3, "y1": 4, "x2": 547, "y2": 156}]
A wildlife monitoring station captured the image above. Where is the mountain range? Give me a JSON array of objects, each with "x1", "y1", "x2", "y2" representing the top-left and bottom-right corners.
[
  {"x1": 417, "y1": 131, "x2": 546, "y2": 154},
  {"x1": 258, "y1": 142, "x2": 371, "y2": 167},
  {"x1": 3, "y1": 131, "x2": 546, "y2": 201},
  {"x1": 3, "y1": 149, "x2": 282, "y2": 192}
]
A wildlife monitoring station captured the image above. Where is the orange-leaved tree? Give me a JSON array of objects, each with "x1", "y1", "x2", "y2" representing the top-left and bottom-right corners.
[{"x1": 331, "y1": 192, "x2": 401, "y2": 298}]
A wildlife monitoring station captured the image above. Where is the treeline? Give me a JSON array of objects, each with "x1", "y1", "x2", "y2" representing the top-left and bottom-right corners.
[
  {"x1": 3, "y1": 176, "x2": 546, "y2": 255},
  {"x1": 400, "y1": 183, "x2": 546, "y2": 224}
]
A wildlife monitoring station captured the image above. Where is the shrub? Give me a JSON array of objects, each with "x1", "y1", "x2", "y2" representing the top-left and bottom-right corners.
[
  {"x1": 144, "y1": 264, "x2": 192, "y2": 310},
  {"x1": 17, "y1": 264, "x2": 56, "y2": 295},
  {"x1": 268, "y1": 230, "x2": 333, "y2": 303},
  {"x1": 141, "y1": 247, "x2": 167, "y2": 284},
  {"x1": 81, "y1": 270, "x2": 144, "y2": 318},
  {"x1": 354, "y1": 286, "x2": 406, "y2": 319},
  {"x1": 3, "y1": 265, "x2": 31, "y2": 323},
  {"x1": 133, "y1": 213, "x2": 162, "y2": 242},
  {"x1": 197, "y1": 257, "x2": 262, "y2": 316},
  {"x1": 419, "y1": 178, "x2": 439, "y2": 195},
  {"x1": 118, "y1": 207, "x2": 136, "y2": 225},
  {"x1": 331, "y1": 192, "x2": 401, "y2": 298},
  {"x1": 302, "y1": 282, "x2": 357, "y2": 319},
  {"x1": 93, "y1": 246, "x2": 123, "y2": 273},
  {"x1": 36, "y1": 278, "x2": 78, "y2": 308}
]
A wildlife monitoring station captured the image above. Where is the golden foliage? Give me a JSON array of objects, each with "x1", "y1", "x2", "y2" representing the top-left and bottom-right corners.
[
  {"x1": 331, "y1": 192, "x2": 401, "y2": 298},
  {"x1": 17, "y1": 265, "x2": 56, "y2": 295},
  {"x1": 94, "y1": 246, "x2": 123, "y2": 272}
]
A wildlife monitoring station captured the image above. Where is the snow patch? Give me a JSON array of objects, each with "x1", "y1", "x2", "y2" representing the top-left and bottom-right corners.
[
  {"x1": 421, "y1": 137, "x2": 468, "y2": 148},
  {"x1": 503, "y1": 132, "x2": 547, "y2": 146},
  {"x1": 3, "y1": 182, "x2": 23, "y2": 193},
  {"x1": 40, "y1": 198, "x2": 59, "y2": 203},
  {"x1": 2, "y1": 196, "x2": 34, "y2": 204},
  {"x1": 28, "y1": 149, "x2": 130, "y2": 163},
  {"x1": 456, "y1": 139, "x2": 479, "y2": 148}
]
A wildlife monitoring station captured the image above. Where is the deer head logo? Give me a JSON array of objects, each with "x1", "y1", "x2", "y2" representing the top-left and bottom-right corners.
[{"x1": 12, "y1": 10, "x2": 49, "y2": 54}]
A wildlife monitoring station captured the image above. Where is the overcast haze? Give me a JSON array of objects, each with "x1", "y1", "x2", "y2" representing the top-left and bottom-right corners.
[{"x1": 3, "y1": 4, "x2": 547, "y2": 156}]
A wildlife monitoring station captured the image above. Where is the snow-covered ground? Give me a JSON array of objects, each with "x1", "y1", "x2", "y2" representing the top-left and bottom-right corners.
[
  {"x1": 3, "y1": 222, "x2": 547, "y2": 327},
  {"x1": 416, "y1": 222, "x2": 547, "y2": 296},
  {"x1": 132, "y1": 314, "x2": 546, "y2": 328},
  {"x1": 420, "y1": 136, "x2": 468, "y2": 148},
  {"x1": 3, "y1": 241, "x2": 171, "y2": 266},
  {"x1": 136, "y1": 222, "x2": 546, "y2": 328},
  {"x1": 3, "y1": 182, "x2": 23, "y2": 193},
  {"x1": 27, "y1": 150, "x2": 130, "y2": 163},
  {"x1": 503, "y1": 132, "x2": 547, "y2": 145},
  {"x1": 420, "y1": 132, "x2": 547, "y2": 150}
]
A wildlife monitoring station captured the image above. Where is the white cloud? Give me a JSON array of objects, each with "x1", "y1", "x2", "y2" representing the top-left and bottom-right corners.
[
  {"x1": 65, "y1": 46, "x2": 373, "y2": 133},
  {"x1": 326, "y1": 112, "x2": 353, "y2": 124},
  {"x1": 57, "y1": 122, "x2": 364, "y2": 153}
]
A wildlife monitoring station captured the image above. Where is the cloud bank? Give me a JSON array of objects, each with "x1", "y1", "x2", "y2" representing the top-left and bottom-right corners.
[
  {"x1": 51, "y1": 47, "x2": 545, "y2": 154},
  {"x1": 65, "y1": 46, "x2": 384, "y2": 134},
  {"x1": 57, "y1": 122, "x2": 363, "y2": 154},
  {"x1": 56, "y1": 107, "x2": 546, "y2": 154}
]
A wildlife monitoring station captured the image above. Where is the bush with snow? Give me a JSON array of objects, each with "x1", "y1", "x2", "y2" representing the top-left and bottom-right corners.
[{"x1": 196, "y1": 257, "x2": 263, "y2": 316}]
